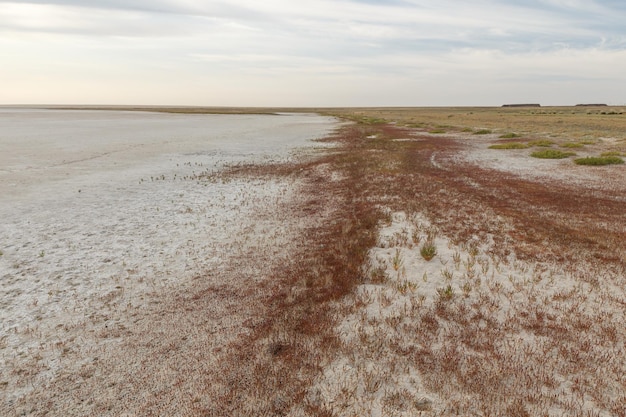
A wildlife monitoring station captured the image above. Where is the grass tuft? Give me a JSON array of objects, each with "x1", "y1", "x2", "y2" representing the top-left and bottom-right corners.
[
  {"x1": 489, "y1": 142, "x2": 529, "y2": 150},
  {"x1": 499, "y1": 133, "x2": 521, "y2": 138},
  {"x1": 420, "y1": 241, "x2": 437, "y2": 261},
  {"x1": 530, "y1": 149, "x2": 576, "y2": 159},
  {"x1": 473, "y1": 129, "x2": 492, "y2": 135},
  {"x1": 574, "y1": 156, "x2": 624, "y2": 166},
  {"x1": 561, "y1": 142, "x2": 584, "y2": 148},
  {"x1": 601, "y1": 151, "x2": 624, "y2": 157},
  {"x1": 528, "y1": 140, "x2": 554, "y2": 147}
]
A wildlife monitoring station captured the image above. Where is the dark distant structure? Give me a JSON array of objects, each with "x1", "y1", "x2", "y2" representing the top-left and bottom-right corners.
[
  {"x1": 575, "y1": 104, "x2": 608, "y2": 106},
  {"x1": 502, "y1": 104, "x2": 541, "y2": 108}
]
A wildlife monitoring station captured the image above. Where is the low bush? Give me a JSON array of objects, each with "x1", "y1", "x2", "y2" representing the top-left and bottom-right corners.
[
  {"x1": 473, "y1": 129, "x2": 492, "y2": 135},
  {"x1": 489, "y1": 142, "x2": 529, "y2": 150},
  {"x1": 574, "y1": 156, "x2": 624, "y2": 166},
  {"x1": 531, "y1": 149, "x2": 576, "y2": 159},
  {"x1": 529, "y1": 140, "x2": 554, "y2": 147}
]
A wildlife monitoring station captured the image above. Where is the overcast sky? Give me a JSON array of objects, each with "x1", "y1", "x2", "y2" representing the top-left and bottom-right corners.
[{"x1": 2, "y1": 0, "x2": 626, "y2": 106}]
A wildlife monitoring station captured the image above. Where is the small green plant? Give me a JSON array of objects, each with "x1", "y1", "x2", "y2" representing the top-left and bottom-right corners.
[
  {"x1": 396, "y1": 280, "x2": 417, "y2": 295},
  {"x1": 39, "y1": 250, "x2": 45, "y2": 258},
  {"x1": 429, "y1": 129, "x2": 446, "y2": 134},
  {"x1": 420, "y1": 241, "x2": 437, "y2": 261},
  {"x1": 392, "y1": 248, "x2": 403, "y2": 271},
  {"x1": 499, "y1": 132, "x2": 520, "y2": 138},
  {"x1": 473, "y1": 129, "x2": 492, "y2": 135},
  {"x1": 437, "y1": 285, "x2": 454, "y2": 301},
  {"x1": 531, "y1": 149, "x2": 576, "y2": 159},
  {"x1": 574, "y1": 156, "x2": 624, "y2": 166},
  {"x1": 489, "y1": 142, "x2": 529, "y2": 149},
  {"x1": 529, "y1": 140, "x2": 555, "y2": 147}
]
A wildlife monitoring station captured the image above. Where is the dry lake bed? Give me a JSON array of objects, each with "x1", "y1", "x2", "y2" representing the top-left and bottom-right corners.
[{"x1": 2, "y1": 106, "x2": 626, "y2": 416}]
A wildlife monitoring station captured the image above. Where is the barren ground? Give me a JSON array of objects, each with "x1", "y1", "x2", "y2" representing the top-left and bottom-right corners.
[{"x1": 2, "y1": 107, "x2": 626, "y2": 416}]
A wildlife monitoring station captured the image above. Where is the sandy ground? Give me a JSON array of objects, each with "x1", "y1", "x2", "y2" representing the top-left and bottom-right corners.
[{"x1": 0, "y1": 110, "x2": 338, "y2": 415}]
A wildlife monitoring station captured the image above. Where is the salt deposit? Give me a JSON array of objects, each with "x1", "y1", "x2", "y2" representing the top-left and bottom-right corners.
[{"x1": 0, "y1": 109, "x2": 338, "y2": 411}]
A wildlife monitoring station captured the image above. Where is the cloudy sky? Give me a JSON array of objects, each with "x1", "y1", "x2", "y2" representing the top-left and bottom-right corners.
[{"x1": 1, "y1": 0, "x2": 626, "y2": 106}]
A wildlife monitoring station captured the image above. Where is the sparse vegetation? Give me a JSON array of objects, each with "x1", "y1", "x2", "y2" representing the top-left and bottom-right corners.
[
  {"x1": 489, "y1": 142, "x2": 529, "y2": 149},
  {"x1": 528, "y1": 139, "x2": 554, "y2": 147},
  {"x1": 574, "y1": 155, "x2": 624, "y2": 165},
  {"x1": 473, "y1": 129, "x2": 492, "y2": 135},
  {"x1": 420, "y1": 240, "x2": 437, "y2": 261},
  {"x1": 499, "y1": 132, "x2": 521, "y2": 138},
  {"x1": 9, "y1": 106, "x2": 626, "y2": 417},
  {"x1": 601, "y1": 151, "x2": 624, "y2": 157},
  {"x1": 561, "y1": 142, "x2": 584, "y2": 148},
  {"x1": 531, "y1": 149, "x2": 576, "y2": 159}
]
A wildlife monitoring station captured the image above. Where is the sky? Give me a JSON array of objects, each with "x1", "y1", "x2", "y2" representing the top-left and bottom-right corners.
[{"x1": 1, "y1": 0, "x2": 626, "y2": 106}]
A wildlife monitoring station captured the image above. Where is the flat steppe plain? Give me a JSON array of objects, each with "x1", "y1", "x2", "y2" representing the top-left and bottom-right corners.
[{"x1": 2, "y1": 106, "x2": 625, "y2": 416}]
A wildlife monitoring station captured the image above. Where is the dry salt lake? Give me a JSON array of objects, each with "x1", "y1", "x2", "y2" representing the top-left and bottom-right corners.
[{"x1": 0, "y1": 108, "x2": 338, "y2": 413}]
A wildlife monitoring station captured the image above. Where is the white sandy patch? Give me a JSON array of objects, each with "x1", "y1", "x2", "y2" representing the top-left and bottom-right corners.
[
  {"x1": 453, "y1": 132, "x2": 626, "y2": 195},
  {"x1": 307, "y1": 207, "x2": 625, "y2": 416}
]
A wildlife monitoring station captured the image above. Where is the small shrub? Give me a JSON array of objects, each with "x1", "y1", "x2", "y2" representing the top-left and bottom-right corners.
[
  {"x1": 420, "y1": 241, "x2": 437, "y2": 261},
  {"x1": 473, "y1": 129, "x2": 492, "y2": 135},
  {"x1": 489, "y1": 143, "x2": 529, "y2": 150},
  {"x1": 429, "y1": 129, "x2": 446, "y2": 134},
  {"x1": 531, "y1": 149, "x2": 576, "y2": 159},
  {"x1": 601, "y1": 151, "x2": 624, "y2": 157},
  {"x1": 499, "y1": 133, "x2": 520, "y2": 138},
  {"x1": 574, "y1": 156, "x2": 624, "y2": 166},
  {"x1": 529, "y1": 140, "x2": 554, "y2": 147}
]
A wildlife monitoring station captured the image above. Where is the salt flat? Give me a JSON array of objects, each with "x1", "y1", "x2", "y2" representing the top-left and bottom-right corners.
[{"x1": 0, "y1": 109, "x2": 338, "y2": 414}]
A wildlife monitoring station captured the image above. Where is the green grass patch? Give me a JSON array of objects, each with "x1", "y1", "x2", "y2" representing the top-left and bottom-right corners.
[
  {"x1": 499, "y1": 133, "x2": 521, "y2": 138},
  {"x1": 529, "y1": 140, "x2": 555, "y2": 147},
  {"x1": 574, "y1": 156, "x2": 624, "y2": 166},
  {"x1": 531, "y1": 149, "x2": 576, "y2": 159},
  {"x1": 489, "y1": 142, "x2": 530, "y2": 150},
  {"x1": 429, "y1": 129, "x2": 446, "y2": 134},
  {"x1": 561, "y1": 142, "x2": 584, "y2": 148},
  {"x1": 601, "y1": 151, "x2": 624, "y2": 157},
  {"x1": 473, "y1": 129, "x2": 492, "y2": 135}
]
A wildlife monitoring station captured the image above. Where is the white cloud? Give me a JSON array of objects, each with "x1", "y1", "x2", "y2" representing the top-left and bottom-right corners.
[{"x1": 1, "y1": 0, "x2": 625, "y2": 105}]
